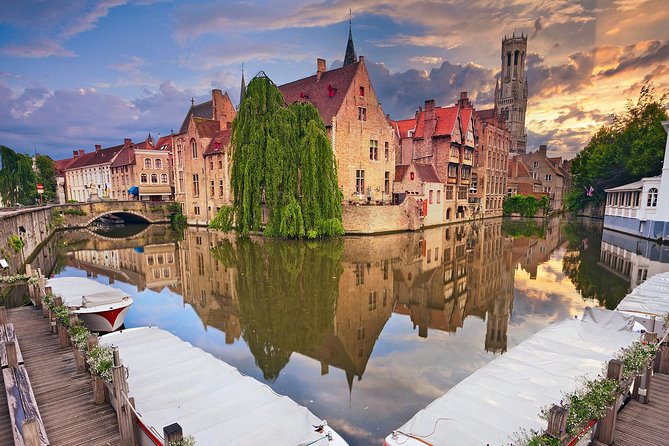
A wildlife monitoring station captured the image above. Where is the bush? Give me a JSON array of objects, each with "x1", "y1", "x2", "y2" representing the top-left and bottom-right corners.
[
  {"x1": 503, "y1": 195, "x2": 549, "y2": 217},
  {"x1": 62, "y1": 208, "x2": 87, "y2": 216},
  {"x1": 167, "y1": 203, "x2": 187, "y2": 229},
  {"x1": 7, "y1": 234, "x2": 24, "y2": 253},
  {"x1": 52, "y1": 210, "x2": 65, "y2": 228}
]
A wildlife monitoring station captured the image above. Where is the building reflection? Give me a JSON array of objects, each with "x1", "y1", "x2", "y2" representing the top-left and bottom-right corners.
[{"x1": 58, "y1": 217, "x2": 572, "y2": 388}]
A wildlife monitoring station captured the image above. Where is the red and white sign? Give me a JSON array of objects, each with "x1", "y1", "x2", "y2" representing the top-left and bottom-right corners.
[{"x1": 37, "y1": 183, "x2": 44, "y2": 194}]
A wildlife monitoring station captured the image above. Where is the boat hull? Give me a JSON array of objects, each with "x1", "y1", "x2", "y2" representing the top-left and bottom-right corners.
[{"x1": 75, "y1": 300, "x2": 132, "y2": 332}]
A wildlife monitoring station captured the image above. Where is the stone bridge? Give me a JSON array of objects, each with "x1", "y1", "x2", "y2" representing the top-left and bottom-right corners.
[{"x1": 54, "y1": 200, "x2": 171, "y2": 227}]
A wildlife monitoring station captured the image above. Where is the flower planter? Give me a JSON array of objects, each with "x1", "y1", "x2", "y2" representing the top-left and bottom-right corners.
[
  {"x1": 92, "y1": 375, "x2": 108, "y2": 405},
  {"x1": 72, "y1": 345, "x2": 86, "y2": 373}
]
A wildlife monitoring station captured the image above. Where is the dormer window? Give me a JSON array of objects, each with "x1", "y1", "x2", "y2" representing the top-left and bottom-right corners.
[{"x1": 360, "y1": 86, "x2": 365, "y2": 97}]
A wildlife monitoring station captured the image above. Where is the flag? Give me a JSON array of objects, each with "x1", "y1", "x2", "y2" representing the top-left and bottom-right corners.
[{"x1": 586, "y1": 186, "x2": 594, "y2": 197}]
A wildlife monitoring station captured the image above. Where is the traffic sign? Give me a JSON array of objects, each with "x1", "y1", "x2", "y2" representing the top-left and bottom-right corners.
[{"x1": 37, "y1": 183, "x2": 44, "y2": 194}]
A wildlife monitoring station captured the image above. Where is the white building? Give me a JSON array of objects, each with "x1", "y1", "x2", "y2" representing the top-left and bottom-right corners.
[
  {"x1": 65, "y1": 142, "x2": 128, "y2": 202},
  {"x1": 603, "y1": 121, "x2": 669, "y2": 240}
]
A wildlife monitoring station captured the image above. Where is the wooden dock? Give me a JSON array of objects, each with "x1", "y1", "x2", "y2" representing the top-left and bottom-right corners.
[
  {"x1": 612, "y1": 372, "x2": 669, "y2": 446},
  {"x1": 5, "y1": 306, "x2": 120, "y2": 446},
  {"x1": 0, "y1": 369, "x2": 14, "y2": 445}
]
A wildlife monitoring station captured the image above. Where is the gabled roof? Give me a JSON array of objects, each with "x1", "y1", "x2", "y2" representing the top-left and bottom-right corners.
[
  {"x1": 54, "y1": 157, "x2": 76, "y2": 174},
  {"x1": 179, "y1": 100, "x2": 213, "y2": 134},
  {"x1": 66, "y1": 144, "x2": 124, "y2": 170},
  {"x1": 392, "y1": 118, "x2": 416, "y2": 139},
  {"x1": 395, "y1": 165, "x2": 409, "y2": 182},
  {"x1": 194, "y1": 118, "x2": 221, "y2": 139},
  {"x1": 395, "y1": 162, "x2": 442, "y2": 183},
  {"x1": 278, "y1": 62, "x2": 359, "y2": 126},
  {"x1": 203, "y1": 129, "x2": 232, "y2": 156},
  {"x1": 155, "y1": 135, "x2": 173, "y2": 152},
  {"x1": 110, "y1": 146, "x2": 135, "y2": 168},
  {"x1": 412, "y1": 106, "x2": 459, "y2": 139},
  {"x1": 460, "y1": 108, "x2": 473, "y2": 135}
]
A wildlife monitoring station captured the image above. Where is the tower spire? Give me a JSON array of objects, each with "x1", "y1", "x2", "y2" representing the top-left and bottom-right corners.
[
  {"x1": 343, "y1": 9, "x2": 357, "y2": 66},
  {"x1": 239, "y1": 63, "x2": 246, "y2": 109}
]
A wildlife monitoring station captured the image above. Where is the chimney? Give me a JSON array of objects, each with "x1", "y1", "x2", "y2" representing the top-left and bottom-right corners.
[
  {"x1": 316, "y1": 58, "x2": 326, "y2": 81},
  {"x1": 539, "y1": 144, "x2": 547, "y2": 153},
  {"x1": 73, "y1": 150, "x2": 79, "y2": 159},
  {"x1": 358, "y1": 56, "x2": 364, "y2": 63},
  {"x1": 424, "y1": 99, "x2": 436, "y2": 139},
  {"x1": 416, "y1": 106, "x2": 423, "y2": 119},
  {"x1": 78, "y1": 149, "x2": 84, "y2": 156},
  {"x1": 124, "y1": 138, "x2": 132, "y2": 147},
  {"x1": 95, "y1": 144, "x2": 101, "y2": 152},
  {"x1": 457, "y1": 91, "x2": 472, "y2": 108}
]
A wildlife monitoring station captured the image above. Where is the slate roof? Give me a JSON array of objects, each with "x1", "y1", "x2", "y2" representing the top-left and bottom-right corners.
[
  {"x1": 203, "y1": 129, "x2": 232, "y2": 156},
  {"x1": 278, "y1": 61, "x2": 359, "y2": 126},
  {"x1": 179, "y1": 100, "x2": 214, "y2": 134}
]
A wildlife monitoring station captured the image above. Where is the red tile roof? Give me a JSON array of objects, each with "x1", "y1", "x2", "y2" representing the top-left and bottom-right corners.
[
  {"x1": 66, "y1": 144, "x2": 124, "y2": 170},
  {"x1": 412, "y1": 106, "x2": 459, "y2": 138},
  {"x1": 194, "y1": 118, "x2": 221, "y2": 138},
  {"x1": 278, "y1": 62, "x2": 360, "y2": 126},
  {"x1": 415, "y1": 163, "x2": 441, "y2": 183},
  {"x1": 54, "y1": 157, "x2": 76, "y2": 174},
  {"x1": 393, "y1": 118, "x2": 416, "y2": 139},
  {"x1": 155, "y1": 135, "x2": 173, "y2": 152},
  {"x1": 460, "y1": 108, "x2": 473, "y2": 135},
  {"x1": 203, "y1": 129, "x2": 232, "y2": 156},
  {"x1": 110, "y1": 146, "x2": 135, "y2": 168}
]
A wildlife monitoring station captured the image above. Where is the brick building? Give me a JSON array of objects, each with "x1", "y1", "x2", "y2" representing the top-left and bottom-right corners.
[
  {"x1": 514, "y1": 145, "x2": 566, "y2": 210},
  {"x1": 173, "y1": 89, "x2": 236, "y2": 224},
  {"x1": 473, "y1": 109, "x2": 511, "y2": 217},
  {"x1": 278, "y1": 26, "x2": 396, "y2": 204}
]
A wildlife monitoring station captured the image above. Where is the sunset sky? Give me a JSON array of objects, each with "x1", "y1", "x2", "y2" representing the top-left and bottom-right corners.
[{"x1": 1, "y1": 0, "x2": 668, "y2": 161}]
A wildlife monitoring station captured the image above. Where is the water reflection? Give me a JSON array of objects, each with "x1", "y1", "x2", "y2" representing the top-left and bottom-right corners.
[{"x1": 40, "y1": 217, "x2": 632, "y2": 445}]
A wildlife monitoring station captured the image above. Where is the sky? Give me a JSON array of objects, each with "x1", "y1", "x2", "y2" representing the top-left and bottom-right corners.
[{"x1": 1, "y1": 0, "x2": 668, "y2": 161}]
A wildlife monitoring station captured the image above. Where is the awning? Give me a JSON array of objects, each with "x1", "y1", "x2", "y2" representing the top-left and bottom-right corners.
[
  {"x1": 128, "y1": 186, "x2": 139, "y2": 195},
  {"x1": 139, "y1": 185, "x2": 171, "y2": 195}
]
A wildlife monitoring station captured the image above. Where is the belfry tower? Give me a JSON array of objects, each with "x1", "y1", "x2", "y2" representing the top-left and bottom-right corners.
[{"x1": 495, "y1": 32, "x2": 528, "y2": 154}]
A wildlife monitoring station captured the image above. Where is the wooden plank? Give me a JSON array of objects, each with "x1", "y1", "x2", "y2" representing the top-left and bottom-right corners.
[
  {"x1": 13, "y1": 366, "x2": 49, "y2": 445},
  {"x1": 3, "y1": 367, "x2": 26, "y2": 446},
  {"x1": 1, "y1": 324, "x2": 25, "y2": 368}
]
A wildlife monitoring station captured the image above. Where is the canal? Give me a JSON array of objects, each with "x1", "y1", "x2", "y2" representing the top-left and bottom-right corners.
[{"x1": 25, "y1": 216, "x2": 669, "y2": 445}]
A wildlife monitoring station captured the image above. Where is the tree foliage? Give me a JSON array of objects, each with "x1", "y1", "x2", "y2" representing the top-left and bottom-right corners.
[
  {"x1": 230, "y1": 74, "x2": 344, "y2": 238},
  {"x1": 35, "y1": 155, "x2": 57, "y2": 203},
  {"x1": 0, "y1": 145, "x2": 36, "y2": 206},
  {"x1": 566, "y1": 83, "x2": 668, "y2": 212},
  {"x1": 502, "y1": 195, "x2": 549, "y2": 217}
]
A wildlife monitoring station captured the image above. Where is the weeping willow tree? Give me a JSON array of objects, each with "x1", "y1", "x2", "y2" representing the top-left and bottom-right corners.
[
  {"x1": 0, "y1": 146, "x2": 36, "y2": 206},
  {"x1": 210, "y1": 237, "x2": 343, "y2": 380},
  {"x1": 230, "y1": 73, "x2": 343, "y2": 238}
]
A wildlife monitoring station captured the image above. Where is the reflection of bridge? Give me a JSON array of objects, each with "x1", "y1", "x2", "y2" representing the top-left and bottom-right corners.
[{"x1": 55, "y1": 201, "x2": 170, "y2": 227}]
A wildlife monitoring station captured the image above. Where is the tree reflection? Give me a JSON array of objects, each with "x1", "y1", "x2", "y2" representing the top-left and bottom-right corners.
[{"x1": 211, "y1": 238, "x2": 343, "y2": 381}]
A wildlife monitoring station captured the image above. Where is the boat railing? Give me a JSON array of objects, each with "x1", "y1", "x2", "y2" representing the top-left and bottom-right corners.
[{"x1": 541, "y1": 330, "x2": 669, "y2": 446}]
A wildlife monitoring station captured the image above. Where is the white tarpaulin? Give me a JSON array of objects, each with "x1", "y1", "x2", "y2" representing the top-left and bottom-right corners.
[
  {"x1": 47, "y1": 276, "x2": 129, "y2": 308},
  {"x1": 101, "y1": 327, "x2": 347, "y2": 446},
  {"x1": 386, "y1": 310, "x2": 639, "y2": 446},
  {"x1": 616, "y1": 272, "x2": 669, "y2": 333}
]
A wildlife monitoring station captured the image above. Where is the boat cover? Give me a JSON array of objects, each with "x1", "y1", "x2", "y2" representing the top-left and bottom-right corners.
[
  {"x1": 47, "y1": 277, "x2": 129, "y2": 308},
  {"x1": 101, "y1": 327, "x2": 340, "y2": 446},
  {"x1": 616, "y1": 272, "x2": 669, "y2": 326},
  {"x1": 387, "y1": 309, "x2": 639, "y2": 446}
]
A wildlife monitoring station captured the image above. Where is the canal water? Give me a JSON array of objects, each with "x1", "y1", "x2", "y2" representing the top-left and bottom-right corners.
[{"x1": 30, "y1": 217, "x2": 669, "y2": 445}]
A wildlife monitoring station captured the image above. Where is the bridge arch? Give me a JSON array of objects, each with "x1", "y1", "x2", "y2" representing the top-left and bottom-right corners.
[{"x1": 85, "y1": 210, "x2": 152, "y2": 227}]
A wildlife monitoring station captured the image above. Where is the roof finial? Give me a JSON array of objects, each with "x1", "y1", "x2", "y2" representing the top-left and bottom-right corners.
[
  {"x1": 191, "y1": 97, "x2": 195, "y2": 106},
  {"x1": 343, "y1": 9, "x2": 357, "y2": 66}
]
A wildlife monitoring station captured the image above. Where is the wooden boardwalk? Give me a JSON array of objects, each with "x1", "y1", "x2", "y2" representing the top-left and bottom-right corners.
[
  {"x1": 613, "y1": 372, "x2": 669, "y2": 446},
  {"x1": 0, "y1": 369, "x2": 14, "y2": 445},
  {"x1": 5, "y1": 307, "x2": 120, "y2": 446}
]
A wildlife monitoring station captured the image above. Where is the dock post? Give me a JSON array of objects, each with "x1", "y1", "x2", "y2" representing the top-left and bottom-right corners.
[
  {"x1": 546, "y1": 405, "x2": 567, "y2": 440},
  {"x1": 660, "y1": 341, "x2": 669, "y2": 374},
  {"x1": 0, "y1": 306, "x2": 7, "y2": 325},
  {"x1": 638, "y1": 332, "x2": 657, "y2": 404},
  {"x1": 57, "y1": 315, "x2": 70, "y2": 349},
  {"x1": 112, "y1": 347, "x2": 137, "y2": 446},
  {"x1": 163, "y1": 423, "x2": 183, "y2": 446},
  {"x1": 86, "y1": 333, "x2": 98, "y2": 373},
  {"x1": 42, "y1": 286, "x2": 52, "y2": 317},
  {"x1": 22, "y1": 418, "x2": 40, "y2": 446},
  {"x1": 594, "y1": 359, "x2": 623, "y2": 445},
  {"x1": 6, "y1": 340, "x2": 18, "y2": 368}
]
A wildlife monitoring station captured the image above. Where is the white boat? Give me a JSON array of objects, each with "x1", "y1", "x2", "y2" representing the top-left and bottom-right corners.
[
  {"x1": 100, "y1": 327, "x2": 349, "y2": 446},
  {"x1": 616, "y1": 271, "x2": 669, "y2": 337},
  {"x1": 47, "y1": 277, "x2": 133, "y2": 332}
]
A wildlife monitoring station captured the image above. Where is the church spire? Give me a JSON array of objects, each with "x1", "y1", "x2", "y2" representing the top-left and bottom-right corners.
[
  {"x1": 239, "y1": 64, "x2": 246, "y2": 109},
  {"x1": 343, "y1": 9, "x2": 357, "y2": 66}
]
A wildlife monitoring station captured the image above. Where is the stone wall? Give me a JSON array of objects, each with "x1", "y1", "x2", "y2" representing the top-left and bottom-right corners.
[
  {"x1": 0, "y1": 207, "x2": 53, "y2": 274},
  {"x1": 342, "y1": 198, "x2": 420, "y2": 234}
]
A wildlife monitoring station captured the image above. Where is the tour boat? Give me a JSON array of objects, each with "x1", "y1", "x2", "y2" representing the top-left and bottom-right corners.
[
  {"x1": 47, "y1": 277, "x2": 133, "y2": 332},
  {"x1": 101, "y1": 327, "x2": 349, "y2": 446}
]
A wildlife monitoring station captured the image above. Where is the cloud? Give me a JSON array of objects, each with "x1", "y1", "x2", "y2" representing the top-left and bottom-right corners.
[
  {"x1": 408, "y1": 56, "x2": 444, "y2": 66},
  {"x1": 0, "y1": 39, "x2": 76, "y2": 58},
  {"x1": 597, "y1": 40, "x2": 669, "y2": 77},
  {"x1": 553, "y1": 104, "x2": 608, "y2": 125},
  {"x1": 109, "y1": 55, "x2": 160, "y2": 87},
  {"x1": 61, "y1": 0, "x2": 127, "y2": 39}
]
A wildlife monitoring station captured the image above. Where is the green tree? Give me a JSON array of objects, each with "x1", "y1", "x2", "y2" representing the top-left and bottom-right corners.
[
  {"x1": 566, "y1": 83, "x2": 668, "y2": 212},
  {"x1": 0, "y1": 145, "x2": 36, "y2": 206},
  {"x1": 35, "y1": 154, "x2": 57, "y2": 203},
  {"x1": 230, "y1": 74, "x2": 344, "y2": 238}
]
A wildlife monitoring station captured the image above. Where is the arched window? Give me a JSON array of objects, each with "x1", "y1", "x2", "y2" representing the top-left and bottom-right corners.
[
  {"x1": 140, "y1": 173, "x2": 148, "y2": 183},
  {"x1": 191, "y1": 139, "x2": 197, "y2": 158},
  {"x1": 647, "y1": 188, "x2": 658, "y2": 207},
  {"x1": 507, "y1": 52, "x2": 511, "y2": 67},
  {"x1": 514, "y1": 50, "x2": 519, "y2": 65},
  {"x1": 160, "y1": 174, "x2": 168, "y2": 184},
  {"x1": 151, "y1": 173, "x2": 158, "y2": 184},
  {"x1": 144, "y1": 158, "x2": 152, "y2": 169},
  {"x1": 155, "y1": 159, "x2": 162, "y2": 169}
]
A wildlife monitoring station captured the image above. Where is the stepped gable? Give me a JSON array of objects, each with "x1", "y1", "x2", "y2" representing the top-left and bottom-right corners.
[
  {"x1": 203, "y1": 129, "x2": 232, "y2": 156},
  {"x1": 278, "y1": 62, "x2": 359, "y2": 126},
  {"x1": 179, "y1": 100, "x2": 214, "y2": 134}
]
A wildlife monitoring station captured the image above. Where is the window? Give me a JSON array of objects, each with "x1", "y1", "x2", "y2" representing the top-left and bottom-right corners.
[
  {"x1": 218, "y1": 159, "x2": 223, "y2": 169},
  {"x1": 160, "y1": 174, "x2": 168, "y2": 184},
  {"x1": 151, "y1": 174, "x2": 158, "y2": 183},
  {"x1": 192, "y1": 174, "x2": 200, "y2": 197},
  {"x1": 355, "y1": 263, "x2": 365, "y2": 285},
  {"x1": 355, "y1": 170, "x2": 365, "y2": 194},
  {"x1": 461, "y1": 166, "x2": 471, "y2": 180},
  {"x1": 194, "y1": 206, "x2": 200, "y2": 215},
  {"x1": 451, "y1": 147, "x2": 459, "y2": 158},
  {"x1": 533, "y1": 161, "x2": 539, "y2": 168},
  {"x1": 436, "y1": 189, "x2": 441, "y2": 203},
  {"x1": 507, "y1": 52, "x2": 511, "y2": 67},
  {"x1": 219, "y1": 180, "x2": 224, "y2": 197},
  {"x1": 410, "y1": 172, "x2": 415, "y2": 181},
  {"x1": 209, "y1": 160, "x2": 214, "y2": 170},
  {"x1": 545, "y1": 174, "x2": 552, "y2": 181},
  {"x1": 384, "y1": 171, "x2": 390, "y2": 195},
  {"x1": 384, "y1": 142, "x2": 389, "y2": 161},
  {"x1": 458, "y1": 186, "x2": 467, "y2": 199},
  {"x1": 446, "y1": 185, "x2": 454, "y2": 200},
  {"x1": 155, "y1": 159, "x2": 162, "y2": 169},
  {"x1": 144, "y1": 159, "x2": 152, "y2": 169},
  {"x1": 358, "y1": 107, "x2": 367, "y2": 121},
  {"x1": 191, "y1": 139, "x2": 197, "y2": 158},
  {"x1": 210, "y1": 180, "x2": 215, "y2": 197},
  {"x1": 369, "y1": 140, "x2": 378, "y2": 160},
  {"x1": 448, "y1": 164, "x2": 458, "y2": 178},
  {"x1": 429, "y1": 190, "x2": 433, "y2": 204},
  {"x1": 464, "y1": 149, "x2": 472, "y2": 161},
  {"x1": 140, "y1": 173, "x2": 147, "y2": 183},
  {"x1": 176, "y1": 141, "x2": 183, "y2": 168},
  {"x1": 359, "y1": 86, "x2": 365, "y2": 96},
  {"x1": 647, "y1": 188, "x2": 658, "y2": 207},
  {"x1": 514, "y1": 50, "x2": 519, "y2": 65}
]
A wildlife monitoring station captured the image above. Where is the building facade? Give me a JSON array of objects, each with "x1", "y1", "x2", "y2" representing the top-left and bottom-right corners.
[
  {"x1": 64, "y1": 142, "x2": 126, "y2": 202},
  {"x1": 495, "y1": 33, "x2": 528, "y2": 155},
  {"x1": 511, "y1": 145, "x2": 566, "y2": 210},
  {"x1": 473, "y1": 109, "x2": 510, "y2": 218}
]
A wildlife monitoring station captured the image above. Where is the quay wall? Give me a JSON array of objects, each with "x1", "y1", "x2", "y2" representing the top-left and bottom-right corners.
[
  {"x1": 342, "y1": 198, "x2": 420, "y2": 234},
  {"x1": 0, "y1": 207, "x2": 54, "y2": 274}
]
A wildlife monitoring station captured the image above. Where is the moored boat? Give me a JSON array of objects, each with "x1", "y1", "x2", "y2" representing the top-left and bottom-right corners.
[
  {"x1": 47, "y1": 276, "x2": 133, "y2": 332},
  {"x1": 100, "y1": 327, "x2": 349, "y2": 446}
]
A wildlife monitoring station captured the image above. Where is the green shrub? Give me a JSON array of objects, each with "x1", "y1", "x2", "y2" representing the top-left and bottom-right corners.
[
  {"x1": 7, "y1": 234, "x2": 24, "y2": 253},
  {"x1": 62, "y1": 208, "x2": 86, "y2": 216},
  {"x1": 52, "y1": 210, "x2": 65, "y2": 228}
]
